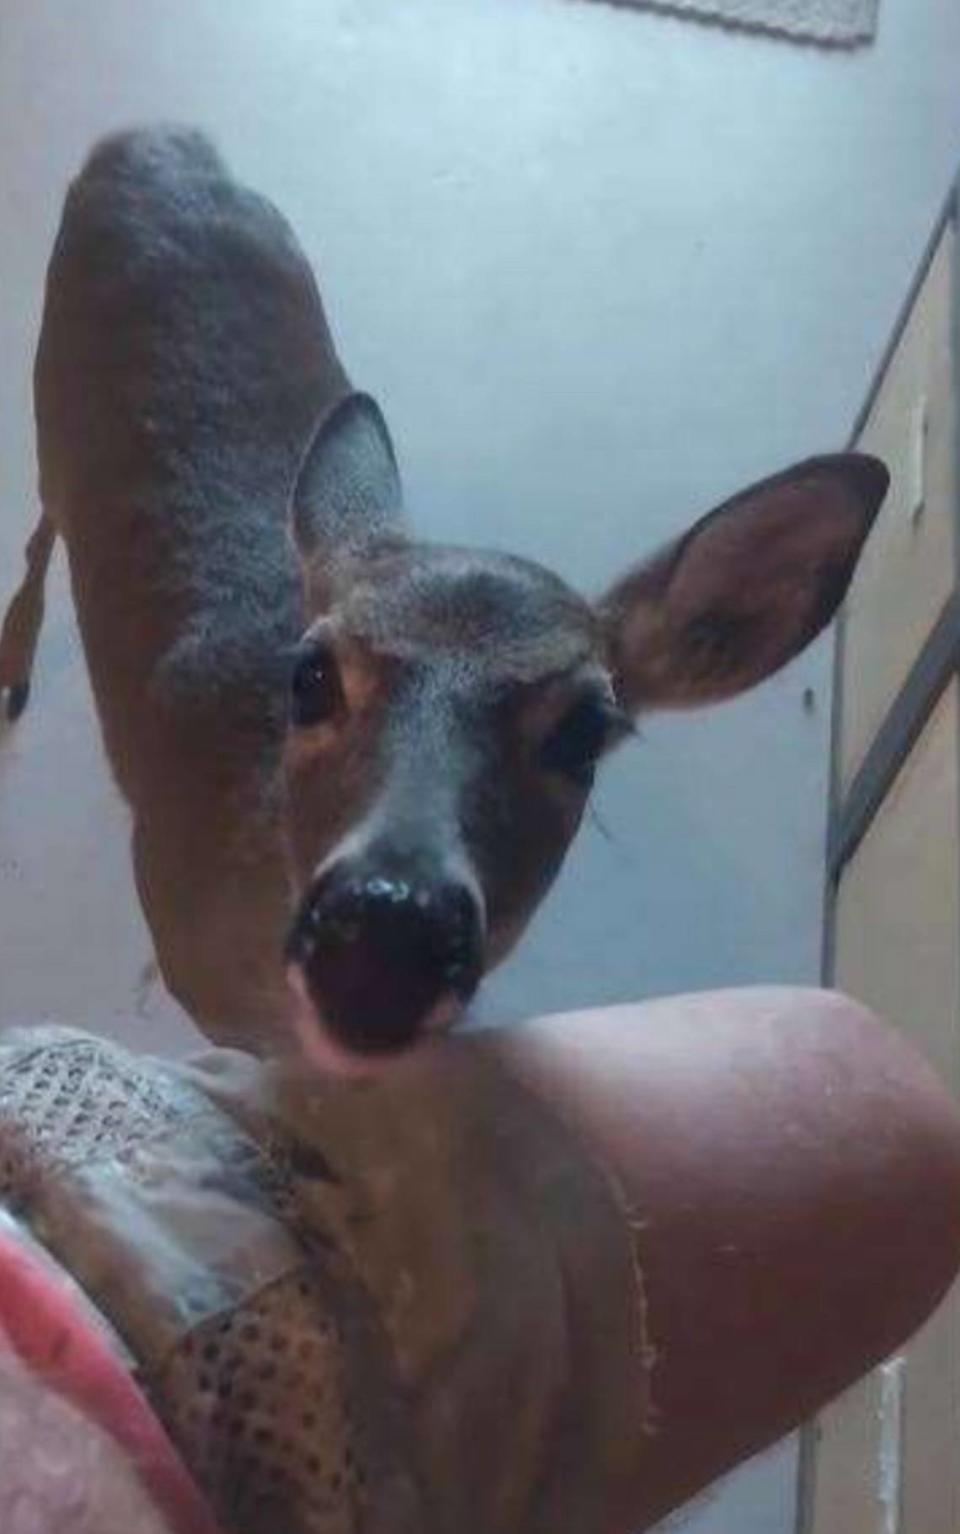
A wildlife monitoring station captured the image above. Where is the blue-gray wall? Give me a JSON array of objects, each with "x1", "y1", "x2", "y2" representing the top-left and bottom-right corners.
[{"x1": 2, "y1": 1, "x2": 959, "y2": 1528}]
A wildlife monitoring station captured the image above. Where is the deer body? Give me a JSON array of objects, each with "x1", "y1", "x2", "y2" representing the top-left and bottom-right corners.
[
  {"x1": 1, "y1": 128, "x2": 888, "y2": 1069},
  {"x1": 13, "y1": 130, "x2": 348, "y2": 1047}
]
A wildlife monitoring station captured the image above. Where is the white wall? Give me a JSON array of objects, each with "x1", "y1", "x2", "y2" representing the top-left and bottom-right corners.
[{"x1": 1, "y1": 1, "x2": 959, "y2": 1528}]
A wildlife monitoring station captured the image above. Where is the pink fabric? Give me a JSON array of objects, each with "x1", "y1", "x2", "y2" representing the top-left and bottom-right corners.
[{"x1": 0, "y1": 1224, "x2": 224, "y2": 1534}]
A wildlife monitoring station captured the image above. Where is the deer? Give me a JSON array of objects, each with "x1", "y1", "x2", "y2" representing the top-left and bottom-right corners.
[{"x1": 0, "y1": 127, "x2": 887, "y2": 1074}]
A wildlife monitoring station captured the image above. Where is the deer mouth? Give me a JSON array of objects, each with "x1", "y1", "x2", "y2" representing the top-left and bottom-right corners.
[{"x1": 285, "y1": 964, "x2": 467, "y2": 1079}]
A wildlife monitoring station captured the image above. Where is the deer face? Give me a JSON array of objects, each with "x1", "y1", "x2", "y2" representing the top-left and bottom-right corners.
[
  {"x1": 282, "y1": 394, "x2": 888, "y2": 1072},
  {"x1": 282, "y1": 540, "x2": 627, "y2": 1069}
]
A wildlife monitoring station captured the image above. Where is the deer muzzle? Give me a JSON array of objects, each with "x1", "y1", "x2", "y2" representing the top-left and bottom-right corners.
[{"x1": 285, "y1": 859, "x2": 485, "y2": 1064}]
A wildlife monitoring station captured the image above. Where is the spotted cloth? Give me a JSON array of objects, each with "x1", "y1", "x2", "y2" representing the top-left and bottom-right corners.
[{"x1": 0, "y1": 1026, "x2": 652, "y2": 1534}]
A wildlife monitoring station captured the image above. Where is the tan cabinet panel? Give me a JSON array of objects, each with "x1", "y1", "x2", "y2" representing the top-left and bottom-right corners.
[
  {"x1": 807, "y1": 1367, "x2": 895, "y2": 1534},
  {"x1": 900, "y1": 1291, "x2": 960, "y2": 1534},
  {"x1": 839, "y1": 226, "x2": 958, "y2": 789},
  {"x1": 808, "y1": 1304, "x2": 960, "y2": 1534},
  {"x1": 835, "y1": 682, "x2": 960, "y2": 1090},
  {"x1": 810, "y1": 684, "x2": 960, "y2": 1534}
]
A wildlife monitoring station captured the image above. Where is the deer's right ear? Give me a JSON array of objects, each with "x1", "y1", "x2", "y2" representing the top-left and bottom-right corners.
[{"x1": 291, "y1": 391, "x2": 404, "y2": 562}]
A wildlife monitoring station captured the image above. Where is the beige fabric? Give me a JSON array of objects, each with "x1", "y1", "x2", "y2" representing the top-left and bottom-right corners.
[{"x1": 0, "y1": 1027, "x2": 652, "y2": 1534}]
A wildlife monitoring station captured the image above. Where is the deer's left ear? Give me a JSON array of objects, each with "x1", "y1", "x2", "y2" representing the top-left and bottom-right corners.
[{"x1": 598, "y1": 453, "x2": 888, "y2": 713}]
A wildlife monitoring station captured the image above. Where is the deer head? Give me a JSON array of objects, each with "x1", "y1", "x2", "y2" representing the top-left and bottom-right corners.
[{"x1": 282, "y1": 392, "x2": 886, "y2": 1072}]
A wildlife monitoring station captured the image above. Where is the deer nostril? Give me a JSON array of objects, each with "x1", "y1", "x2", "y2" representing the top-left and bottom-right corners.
[
  {"x1": 364, "y1": 875, "x2": 413, "y2": 906},
  {"x1": 304, "y1": 878, "x2": 365, "y2": 943}
]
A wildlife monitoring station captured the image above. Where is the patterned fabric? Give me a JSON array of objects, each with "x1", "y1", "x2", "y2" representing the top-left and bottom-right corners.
[
  {"x1": 0, "y1": 1028, "x2": 420, "y2": 1534},
  {"x1": 0, "y1": 1026, "x2": 653, "y2": 1534},
  {"x1": 609, "y1": 0, "x2": 879, "y2": 45}
]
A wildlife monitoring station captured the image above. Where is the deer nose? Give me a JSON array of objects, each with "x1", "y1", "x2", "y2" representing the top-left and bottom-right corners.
[{"x1": 286, "y1": 866, "x2": 484, "y2": 1056}]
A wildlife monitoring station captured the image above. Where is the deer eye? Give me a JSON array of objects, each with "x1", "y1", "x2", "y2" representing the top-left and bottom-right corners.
[
  {"x1": 540, "y1": 697, "x2": 622, "y2": 787},
  {"x1": 290, "y1": 641, "x2": 344, "y2": 727}
]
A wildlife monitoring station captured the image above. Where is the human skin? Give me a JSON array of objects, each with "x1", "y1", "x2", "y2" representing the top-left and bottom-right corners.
[{"x1": 483, "y1": 987, "x2": 960, "y2": 1530}]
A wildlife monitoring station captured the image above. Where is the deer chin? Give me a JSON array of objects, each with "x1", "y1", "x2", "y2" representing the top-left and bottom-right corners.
[{"x1": 285, "y1": 964, "x2": 462, "y2": 1079}]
